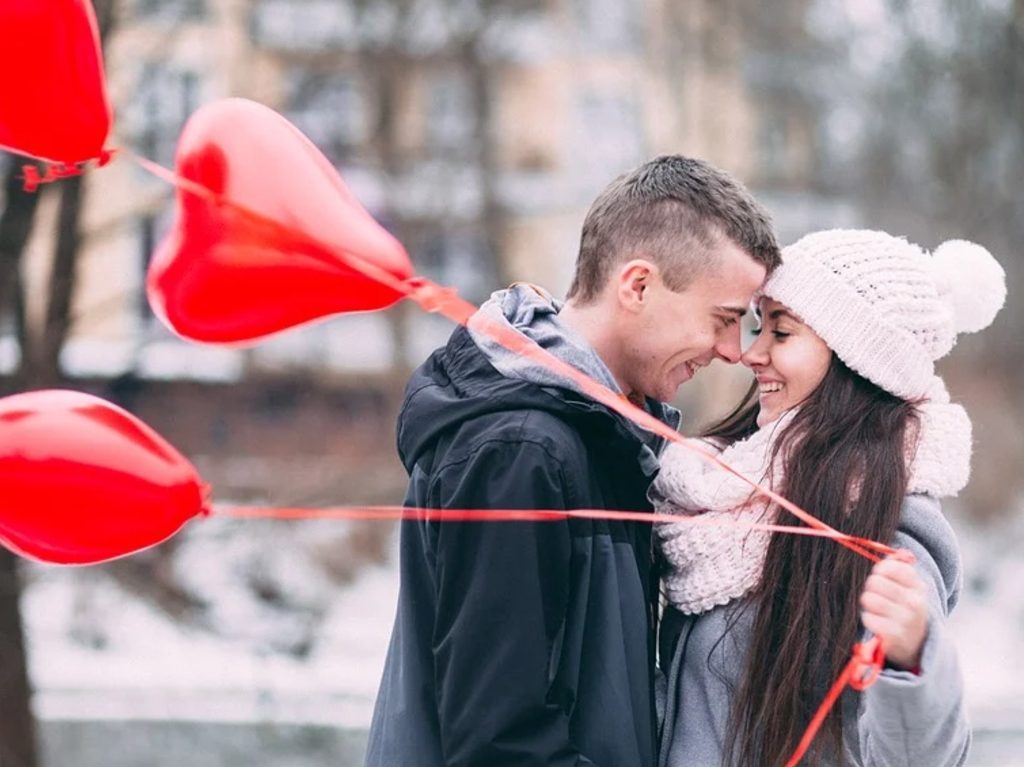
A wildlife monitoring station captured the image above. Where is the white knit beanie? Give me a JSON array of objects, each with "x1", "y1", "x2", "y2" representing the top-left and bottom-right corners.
[{"x1": 761, "y1": 230, "x2": 1006, "y2": 400}]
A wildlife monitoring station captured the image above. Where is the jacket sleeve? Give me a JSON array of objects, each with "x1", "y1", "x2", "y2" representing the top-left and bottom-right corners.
[
  {"x1": 427, "y1": 437, "x2": 599, "y2": 767},
  {"x1": 855, "y1": 495, "x2": 971, "y2": 767}
]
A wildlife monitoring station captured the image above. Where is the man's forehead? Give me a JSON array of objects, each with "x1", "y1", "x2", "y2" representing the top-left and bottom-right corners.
[
  {"x1": 715, "y1": 304, "x2": 749, "y2": 317},
  {"x1": 710, "y1": 243, "x2": 768, "y2": 293}
]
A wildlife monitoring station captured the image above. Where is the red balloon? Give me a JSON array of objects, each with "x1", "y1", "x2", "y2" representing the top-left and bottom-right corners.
[
  {"x1": 0, "y1": 0, "x2": 112, "y2": 164},
  {"x1": 0, "y1": 390, "x2": 208, "y2": 565},
  {"x1": 147, "y1": 98, "x2": 415, "y2": 344}
]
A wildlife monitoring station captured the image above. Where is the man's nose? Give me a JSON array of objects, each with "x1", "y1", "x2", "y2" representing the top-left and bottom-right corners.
[{"x1": 715, "y1": 325, "x2": 743, "y2": 364}]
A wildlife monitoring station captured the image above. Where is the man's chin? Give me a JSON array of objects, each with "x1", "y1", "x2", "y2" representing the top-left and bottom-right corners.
[
  {"x1": 654, "y1": 381, "x2": 687, "y2": 404},
  {"x1": 632, "y1": 370, "x2": 693, "y2": 403},
  {"x1": 668, "y1": 365, "x2": 695, "y2": 393}
]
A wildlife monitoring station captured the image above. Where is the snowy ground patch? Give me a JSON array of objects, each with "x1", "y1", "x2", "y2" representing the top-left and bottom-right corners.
[{"x1": 20, "y1": 507, "x2": 1024, "y2": 765}]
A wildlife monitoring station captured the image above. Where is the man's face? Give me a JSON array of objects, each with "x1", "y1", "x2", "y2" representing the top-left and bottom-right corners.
[{"x1": 622, "y1": 240, "x2": 766, "y2": 402}]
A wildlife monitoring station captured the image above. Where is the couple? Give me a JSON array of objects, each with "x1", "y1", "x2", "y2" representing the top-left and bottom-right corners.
[{"x1": 366, "y1": 156, "x2": 1004, "y2": 766}]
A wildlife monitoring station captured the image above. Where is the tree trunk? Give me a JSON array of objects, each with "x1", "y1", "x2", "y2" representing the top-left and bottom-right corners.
[
  {"x1": 0, "y1": 549, "x2": 38, "y2": 767},
  {"x1": 0, "y1": 162, "x2": 43, "y2": 375},
  {"x1": 463, "y1": 39, "x2": 510, "y2": 290},
  {"x1": 0, "y1": 0, "x2": 118, "y2": 755},
  {"x1": 0, "y1": 157, "x2": 45, "y2": 767},
  {"x1": 0, "y1": 154, "x2": 45, "y2": 767},
  {"x1": 17, "y1": 174, "x2": 85, "y2": 389},
  {"x1": 365, "y1": 52, "x2": 414, "y2": 372}
]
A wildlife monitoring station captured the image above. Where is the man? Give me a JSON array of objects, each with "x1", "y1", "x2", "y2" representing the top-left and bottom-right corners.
[{"x1": 366, "y1": 155, "x2": 779, "y2": 767}]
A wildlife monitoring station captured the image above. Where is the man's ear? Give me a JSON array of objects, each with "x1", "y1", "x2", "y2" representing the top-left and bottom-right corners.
[{"x1": 616, "y1": 259, "x2": 657, "y2": 312}]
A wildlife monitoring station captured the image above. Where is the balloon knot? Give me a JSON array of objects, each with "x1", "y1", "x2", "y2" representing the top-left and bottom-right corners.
[
  {"x1": 407, "y1": 278, "x2": 476, "y2": 324},
  {"x1": 20, "y1": 161, "x2": 86, "y2": 192},
  {"x1": 21, "y1": 165, "x2": 41, "y2": 193},
  {"x1": 849, "y1": 637, "x2": 886, "y2": 691},
  {"x1": 892, "y1": 548, "x2": 916, "y2": 565},
  {"x1": 198, "y1": 482, "x2": 215, "y2": 517}
]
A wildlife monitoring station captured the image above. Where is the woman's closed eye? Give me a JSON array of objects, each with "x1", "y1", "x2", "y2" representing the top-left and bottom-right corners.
[{"x1": 750, "y1": 326, "x2": 790, "y2": 340}]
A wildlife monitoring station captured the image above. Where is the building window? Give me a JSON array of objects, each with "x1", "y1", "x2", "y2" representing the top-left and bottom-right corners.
[
  {"x1": 759, "y1": 110, "x2": 789, "y2": 185},
  {"x1": 425, "y1": 73, "x2": 476, "y2": 155},
  {"x1": 284, "y1": 71, "x2": 365, "y2": 165},
  {"x1": 124, "y1": 63, "x2": 201, "y2": 333},
  {"x1": 135, "y1": 0, "x2": 205, "y2": 22},
  {"x1": 415, "y1": 226, "x2": 492, "y2": 302},
  {"x1": 572, "y1": 90, "x2": 643, "y2": 193},
  {"x1": 127, "y1": 63, "x2": 201, "y2": 168},
  {"x1": 137, "y1": 208, "x2": 178, "y2": 334},
  {"x1": 250, "y1": 0, "x2": 357, "y2": 51},
  {"x1": 138, "y1": 215, "x2": 156, "y2": 323},
  {"x1": 571, "y1": 0, "x2": 641, "y2": 52}
]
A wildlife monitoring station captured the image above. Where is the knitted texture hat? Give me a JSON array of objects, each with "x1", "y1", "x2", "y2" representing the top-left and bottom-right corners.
[{"x1": 761, "y1": 230, "x2": 1006, "y2": 400}]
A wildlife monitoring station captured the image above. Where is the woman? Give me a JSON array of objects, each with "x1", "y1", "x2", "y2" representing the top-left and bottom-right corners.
[{"x1": 652, "y1": 230, "x2": 1006, "y2": 766}]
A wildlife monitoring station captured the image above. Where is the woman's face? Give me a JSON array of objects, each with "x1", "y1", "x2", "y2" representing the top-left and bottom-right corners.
[{"x1": 742, "y1": 297, "x2": 832, "y2": 427}]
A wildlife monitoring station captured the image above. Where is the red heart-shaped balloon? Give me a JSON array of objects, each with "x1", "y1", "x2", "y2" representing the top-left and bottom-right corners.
[
  {"x1": 0, "y1": 0, "x2": 112, "y2": 164},
  {"x1": 146, "y1": 98, "x2": 415, "y2": 344},
  {"x1": 0, "y1": 390, "x2": 207, "y2": 565}
]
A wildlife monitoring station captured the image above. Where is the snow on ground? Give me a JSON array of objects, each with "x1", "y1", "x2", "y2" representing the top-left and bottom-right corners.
[
  {"x1": 24, "y1": 526, "x2": 400, "y2": 728},
  {"x1": 21, "y1": 505, "x2": 1024, "y2": 743},
  {"x1": 947, "y1": 506, "x2": 1024, "y2": 732}
]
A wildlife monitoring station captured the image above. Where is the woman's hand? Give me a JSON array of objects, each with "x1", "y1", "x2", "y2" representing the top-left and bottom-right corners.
[{"x1": 859, "y1": 554, "x2": 929, "y2": 671}]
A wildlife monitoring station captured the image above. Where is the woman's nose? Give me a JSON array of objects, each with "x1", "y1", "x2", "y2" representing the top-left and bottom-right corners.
[{"x1": 741, "y1": 335, "x2": 769, "y2": 369}]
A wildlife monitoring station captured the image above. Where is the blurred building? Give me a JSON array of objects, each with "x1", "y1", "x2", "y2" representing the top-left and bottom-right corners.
[{"x1": 14, "y1": 0, "x2": 850, "y2": 389}]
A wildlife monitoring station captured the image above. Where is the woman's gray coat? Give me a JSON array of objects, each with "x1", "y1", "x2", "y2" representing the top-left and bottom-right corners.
[{"x1": 658, "y1": 494, "x2": 971, "y2": 766}]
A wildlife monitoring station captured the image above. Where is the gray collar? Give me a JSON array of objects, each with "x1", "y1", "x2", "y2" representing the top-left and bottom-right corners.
[{"x1": 468, "y1": 284, "x2": 681, "y2": 474}]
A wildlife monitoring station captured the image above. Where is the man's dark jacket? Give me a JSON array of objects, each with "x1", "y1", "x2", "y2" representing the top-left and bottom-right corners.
[{"x1": 365, "y1": 325, "x2": 674, "y2": 767}]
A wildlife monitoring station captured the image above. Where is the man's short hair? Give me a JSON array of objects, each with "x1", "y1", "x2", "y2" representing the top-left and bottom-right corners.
[{"x1": 566, "y1": 155, "x2": 780, "y2": 302}]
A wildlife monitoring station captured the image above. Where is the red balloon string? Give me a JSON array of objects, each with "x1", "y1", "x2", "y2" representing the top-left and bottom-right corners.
[
  {"x1": 214, "y1": 504, "x2": 895, "y2": 555},
  {"x1": 126, "y1": 149, "x2": 897, "y2": 762},
  {"x1": 129, "y1": 148, "x2": 888, "y2": 563},
  {"x1": 14, "y1": 148, "x2": 118, "y2": 192},
  {"x1": 18, "y1": 146, "x2": 894, "y2": 564},
  {"x1": 782, "y1": 637, "x2": 886, "y2": 767},
  {"x1": 220, "y1": 502, "x2": 894, "y2": 765},
  {"x1": 0, "y1": 40, "x2": 900, "y2": 756}
]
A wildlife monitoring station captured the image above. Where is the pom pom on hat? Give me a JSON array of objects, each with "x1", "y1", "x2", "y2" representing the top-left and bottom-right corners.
[{"x1": 931, "y1": 240, "x2": 1007, "y2": 334}]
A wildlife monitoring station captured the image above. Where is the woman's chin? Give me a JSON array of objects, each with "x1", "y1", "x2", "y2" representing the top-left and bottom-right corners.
[{"x1": 756, "y1": 408, "x2": 781, "y2": 428}]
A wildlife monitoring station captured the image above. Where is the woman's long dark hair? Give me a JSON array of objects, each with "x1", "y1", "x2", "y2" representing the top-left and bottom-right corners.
[{"x1": 704, "y1": 356, "x2": 918, "y2": 767}]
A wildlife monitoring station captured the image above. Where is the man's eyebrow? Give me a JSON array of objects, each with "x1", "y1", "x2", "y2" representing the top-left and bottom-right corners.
[{"x1": 716, "y1": 305, "x2": 748, "y2": 317}]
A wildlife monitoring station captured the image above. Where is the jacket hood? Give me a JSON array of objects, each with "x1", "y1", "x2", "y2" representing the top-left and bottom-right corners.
[
  {"x1": 398, "y1": 326, "x2": 595, "y2": 471},
  {"x1": 397, "y1": 323, "x2": 679, "y2": 477}
]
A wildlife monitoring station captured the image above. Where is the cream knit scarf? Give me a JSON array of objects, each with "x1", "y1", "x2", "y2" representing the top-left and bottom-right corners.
[{"x1": 653, "y1": 377, "x2": 972, "y2": 616}]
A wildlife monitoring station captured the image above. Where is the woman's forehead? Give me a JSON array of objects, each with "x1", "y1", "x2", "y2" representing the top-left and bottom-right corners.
[{"x1": 756, "y1": 297, "x2": 803, "y2": 324}]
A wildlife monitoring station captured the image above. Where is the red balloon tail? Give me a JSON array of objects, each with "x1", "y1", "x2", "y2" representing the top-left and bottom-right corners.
[
  {"x1": 399, "y1": 283, "x2": 887, "y2": 559},
  {"x1": 212, "y1": 504, "x2": 894, "y2": 554},
  {"x1": 376, "y1": 279, "x2": 890, "y2": 562},
  {"x1": 131, "y1": 151, "x2": 219, "y2": 206},
  {"x1": 128, "y1": 142, "x2": 893, "y2": 564},
  {"x1": 19, "y1": 148, "x2": 119, "y2": 192},
  {"x1": 783, "y1": 637, "x2": 886, "y2": 767},
  {"x1": 22, "y1": 162, "x2": 83, "y2": 192},
  {"x1": 406, "y1": 278, "x2": 478, "y2": 325}
]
